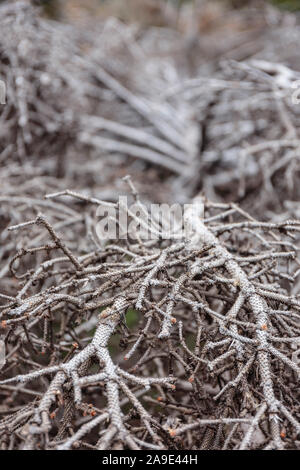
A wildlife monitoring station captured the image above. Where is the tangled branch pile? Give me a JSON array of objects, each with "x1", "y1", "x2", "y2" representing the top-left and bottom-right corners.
[
  {"x1": 0, "y1": 0, "x2": 300, "y2": 450},
  {"x1": 1, "y1": 186, "x2": 300, "y2": 450}
]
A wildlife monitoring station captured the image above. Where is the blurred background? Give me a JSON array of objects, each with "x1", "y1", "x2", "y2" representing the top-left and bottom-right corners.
[
  {"x1": 39, "y1": 0, "x2": 300, "y2": 20},
  {"x1": 12, "y1": 0, "x2": 300, "y2": 22},
  {"x1": 2, "y1": 0, "x2": 300, "y2": 212}
]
